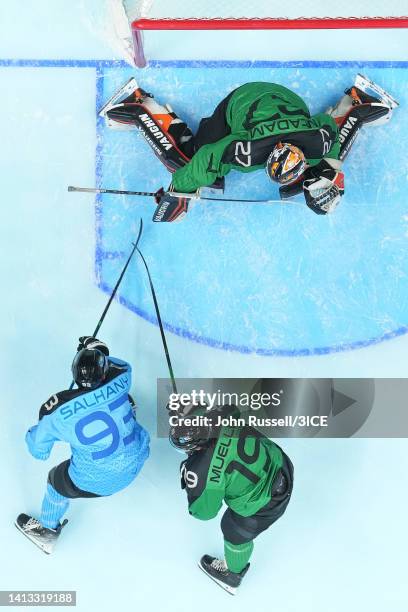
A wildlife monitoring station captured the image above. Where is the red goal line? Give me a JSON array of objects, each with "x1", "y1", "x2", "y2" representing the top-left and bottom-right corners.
[{"x1": 132, "y1": 16, "x2": 408, "y2": 31}]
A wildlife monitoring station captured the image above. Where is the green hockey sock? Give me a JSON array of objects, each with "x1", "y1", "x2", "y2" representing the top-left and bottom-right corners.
[{"x1": 224, "y1": 539, "x2": 254, "y2": 573}]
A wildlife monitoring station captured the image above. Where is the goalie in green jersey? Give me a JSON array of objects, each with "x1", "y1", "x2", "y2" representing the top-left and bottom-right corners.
[
  {"x1": 168, "y1": 403, "x2": 294, "y2": 595},
  {"x1": 101, "y1": 75, "x2": 397, "y2": 222}
]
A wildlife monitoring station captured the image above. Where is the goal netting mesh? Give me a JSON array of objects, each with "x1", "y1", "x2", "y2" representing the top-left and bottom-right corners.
[
  {"x1": 110, "y1": 0, "x2": 408, "y2": 66},
  {"x1": 123, "y1": 0, "x2": 406, "y2": 20}
]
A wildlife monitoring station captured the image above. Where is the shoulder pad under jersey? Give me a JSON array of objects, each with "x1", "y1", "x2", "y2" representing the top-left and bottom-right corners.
[{"x1": 39, "y1": 388, "x2": 86, "y2": 420}]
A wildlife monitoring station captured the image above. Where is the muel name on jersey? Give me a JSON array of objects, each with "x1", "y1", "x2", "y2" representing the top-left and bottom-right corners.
[{"x1": 209, "y1": 427, "x2": 237, "y2": 483}]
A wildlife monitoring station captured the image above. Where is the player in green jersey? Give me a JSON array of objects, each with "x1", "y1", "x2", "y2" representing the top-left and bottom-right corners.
[
  {"x1": 169, "y1": 404, "x2": 294, "y2": 595},
  {"x1": 102, "y1": 75, "x2": 397, "y2": 221}
]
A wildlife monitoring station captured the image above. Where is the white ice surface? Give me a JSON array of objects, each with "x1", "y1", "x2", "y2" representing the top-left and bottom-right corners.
[{"x1": 0, "y1": 2, "x2": 407, "y2": 611}]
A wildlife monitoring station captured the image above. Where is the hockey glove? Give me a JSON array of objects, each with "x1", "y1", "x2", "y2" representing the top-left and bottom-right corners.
[
  {"x1": 303, "y1": 160, "x2": 345, "y2": 215},
  {"x1": 152, "y1": 184, "x2": 194, "y2": 223},
  {"x1": 77, "y1": 336, "x2": 109, "y2": 355}
]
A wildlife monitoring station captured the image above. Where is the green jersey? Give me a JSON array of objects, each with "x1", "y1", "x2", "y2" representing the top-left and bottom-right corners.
[
  {"x1": 173, "y1": 82, "x2": 340, "y2": 193},
  {"x1": 181, "y1": 426, "x2": 284, "y2": 519}
]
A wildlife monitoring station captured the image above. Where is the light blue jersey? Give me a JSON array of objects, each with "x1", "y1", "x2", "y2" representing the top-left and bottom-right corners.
[{"x1": 26, "y1": 357, "x2": 150, "y2": 496}]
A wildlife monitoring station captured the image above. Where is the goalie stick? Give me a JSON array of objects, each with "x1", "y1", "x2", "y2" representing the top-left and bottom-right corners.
[{"x1": 68, "y1": 185, "x2": 294, "y2": 205}]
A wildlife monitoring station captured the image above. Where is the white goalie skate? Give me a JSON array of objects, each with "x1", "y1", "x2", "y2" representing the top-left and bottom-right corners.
[
  {"x1": 354, "y1": 73, "x2": 399, "y2": 125},
  {"x1": 99, "y1": 77, "x2": 140, "y2": 130}
]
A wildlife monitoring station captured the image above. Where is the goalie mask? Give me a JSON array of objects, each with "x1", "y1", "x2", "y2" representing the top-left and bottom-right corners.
[{"x1": 266, "y1": 142, "x2": 306, "y2": 185}]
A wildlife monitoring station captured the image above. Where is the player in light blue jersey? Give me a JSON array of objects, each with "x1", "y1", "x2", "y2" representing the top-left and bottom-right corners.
[{"x1": 15, "y1": 336, "x2": 150, "y2": 554}]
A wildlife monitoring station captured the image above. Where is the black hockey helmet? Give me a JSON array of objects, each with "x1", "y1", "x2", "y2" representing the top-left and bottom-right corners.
[
  {"x1": 266, "y1": 142, "x2": 306, "y2": 185},
  {"x1": 71, "y1": 348, "x2": 108, "y2": 389},
  {"x1": 168, "y1": 404, "x2": 214, "y2": 454}
]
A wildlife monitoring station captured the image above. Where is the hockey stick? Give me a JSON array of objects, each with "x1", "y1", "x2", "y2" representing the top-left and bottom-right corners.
[
  {"x1": 69, "y1": 186, "x2": 157, "y2": 197},
  {"x1": 93, "y1": 218, "x2": 144, "y2": 337},
  {"x1": 68, "y1": 185, "x2": 288, "y2": 205},
  {"x1": 70, "y1": 218, "x2": 144, "y2": 389},
  {"x1": 136, "y1": 246, "x2": 177, "y2": 395}
]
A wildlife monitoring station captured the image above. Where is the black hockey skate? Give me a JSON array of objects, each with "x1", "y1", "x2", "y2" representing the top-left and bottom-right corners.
[
  {"x1": 346, "y1": 85, "x2": 382, "y2": 106},
  {"x1": 344, "y1": 84, "x2": 391, "y2": 127},
  {"x1": 353, "y1": 74, "x2": 399, "y2": 110},
  {"x1": 15, "y1": 513, "x2": 68, "y2": 555},
  {"x1": 329, "y1": 74, "x2": 398, "y2": 130},
  {"x1": 98, "y1": 78, "x2": 153, "y2": 130},
  {"x1": 198, "y1": 555, "x2": 249, "y2": 595}
]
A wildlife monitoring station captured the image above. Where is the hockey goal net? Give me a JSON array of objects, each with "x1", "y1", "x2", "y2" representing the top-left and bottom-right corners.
[{"x1": 111, "y1": 0, "x2": 408, "y2": 67}]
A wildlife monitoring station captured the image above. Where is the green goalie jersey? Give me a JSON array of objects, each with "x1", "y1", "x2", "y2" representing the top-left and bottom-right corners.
[
  {"x1": 172, "y1": 82, "x2": 340, "y2": 193},
  {"x1": 181, "y1": 426, "x2": 283, "y2": 519}
]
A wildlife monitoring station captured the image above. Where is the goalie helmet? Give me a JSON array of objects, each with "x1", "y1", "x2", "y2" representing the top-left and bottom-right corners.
[
  {"x1": 266, "y1": 142, "x2": 306, "y2": 185},
  {"x1": 71, "y1": 349, "x2": 108, "y2": 389},
  {"x1": 168, "y1": 403, "x2": 214, "y2": 453}
]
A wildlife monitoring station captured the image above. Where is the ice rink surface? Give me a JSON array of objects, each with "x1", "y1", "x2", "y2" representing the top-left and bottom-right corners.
[
  {"x1": 100, "y1": 63, "x2": 408, "y2": 356},
  {"x1": 1, "y1": 2, "x2": 408, "y2": 611}
]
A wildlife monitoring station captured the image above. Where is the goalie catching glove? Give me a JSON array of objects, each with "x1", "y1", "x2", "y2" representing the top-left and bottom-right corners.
[
  {"x1": 302, "y1": 160, "x2": 345, "y2": 215},
  {"x1": 153, "y1": 184, "x2": 197, "y2": 223}
]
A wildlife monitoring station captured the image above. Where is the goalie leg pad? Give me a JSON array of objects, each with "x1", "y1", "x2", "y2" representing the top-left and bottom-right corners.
[
  {"x1": 328, "y1": 73, "x2": 397, "y2": 126},
  {"x1": 328, "y1": 93, "x2": 391, "y2": 127},
  {"x1": 329, "y1": 75, "x2": 396, "y2": 161},
  {"x1": 106, "y1": 96, "x2": 193, "y2": 172},
  {"x1": 326, "y1": 93, "x2": 355, "y2": 125},
  {"x1": 337, "y1": 103, "x2": 391, "y2": 161}
]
